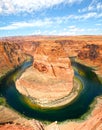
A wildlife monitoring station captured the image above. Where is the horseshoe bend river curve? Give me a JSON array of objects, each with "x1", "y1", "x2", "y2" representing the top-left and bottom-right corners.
[{"x1": 0, "y1": 60, "x2": 102, "y2": 122}]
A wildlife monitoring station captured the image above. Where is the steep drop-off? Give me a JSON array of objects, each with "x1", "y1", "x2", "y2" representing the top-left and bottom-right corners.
[
  {"x1": 0, "y1": 41, "x2": 27, "y2": 79},
  {"x1": 16, "y1": 41, "x2": 74, "y2": 102},
  {"x1": 0, "y1": 35, "x2": 102, "y2": 130}
]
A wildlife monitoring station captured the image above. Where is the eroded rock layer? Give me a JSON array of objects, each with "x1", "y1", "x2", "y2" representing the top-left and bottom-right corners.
[
  {"x1": 0, "y1": 41, "x2": 27, "y2": 78},
  {"x1": 16, "y1": 41, "x2": 74, "y2": 102},
  {"x1": 0, "y1": 35, "x2": 102, "y2": 130}
]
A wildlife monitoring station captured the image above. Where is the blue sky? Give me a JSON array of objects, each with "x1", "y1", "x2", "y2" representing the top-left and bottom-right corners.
[{"x1": 0, "y1": 0, "x2": 102, "y2": 37}]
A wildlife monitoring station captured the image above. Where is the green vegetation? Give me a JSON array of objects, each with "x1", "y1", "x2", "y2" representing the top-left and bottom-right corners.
[{"x1": 0, "y1": 97, "x2": 6, "y2": 105}]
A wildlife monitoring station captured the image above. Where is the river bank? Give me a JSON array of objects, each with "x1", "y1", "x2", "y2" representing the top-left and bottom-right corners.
[
  {"x1": 16, "y1": 66, "x2": 82, "y2": 108},
  {"x1": 1, "y1": 60, "x2": 102, "y2": 121},
  {"x1": 0, "y1": 59, "x2": 102, "y2": 130},
  {"x1": 59, "y1": 96, "x2": 102, "y2": 130},
  {"x1": 0, "y1": 105, "x2": 44, "y2": 129}
]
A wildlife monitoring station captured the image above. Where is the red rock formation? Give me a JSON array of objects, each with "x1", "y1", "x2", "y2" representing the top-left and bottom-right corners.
[
  {"x1": 33, "y1": 41, "x2": 73, "y2": 80},
  {"x1": 0, "y1": 41, "x2": 26, "y2": 78},
  {"x1": 0, "y1": 35, "x2": 102, "y2": 130},
  {"x1": 0, "y1": 124, "x2": 34, "y2": 130},
  {"x1": 59, "y1": 97, "x2": 102, "y2": 130},
  {"x1": 16, "y1": 41, "x2": 74, "y2": 102}
]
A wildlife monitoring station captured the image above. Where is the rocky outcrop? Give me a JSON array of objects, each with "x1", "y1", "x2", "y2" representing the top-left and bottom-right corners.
[
  {"x1": 55, "y1": 37, "x2": 102, "y2": 75},
  {"x1": 59, "y1": 97, "x2": 102, "y2": 130},
  {"x1": 33, "y1": 42, "x2": 73, "y2": 80},
  {"x1": 0, "y1": 35, "x2": 102, "y2": 130},
  {"x1": 45, "y1": 121, "x2": 59, "y2": 130},
  {"x1": 0, "y1": 124, "x2": 34, "y2": 130},
  {"x1": 76, "y1": 43, "x2": 102, "y2": 75},
  {"x1": 0, "y1": 105, "x2": 44, "y2": 130},
  {"x1": 16, "y1": 41, "x2": 74, "y2": 102},
  {"x1": 0, "y1": 41, "x2": 27, "y2": 78}
]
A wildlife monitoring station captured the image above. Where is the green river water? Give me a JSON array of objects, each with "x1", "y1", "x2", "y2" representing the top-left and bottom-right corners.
[{"x1": 0, "y1": 60, "x2": 102, "y2": 122}]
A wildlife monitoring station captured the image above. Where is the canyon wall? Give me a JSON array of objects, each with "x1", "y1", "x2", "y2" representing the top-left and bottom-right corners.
[
  {"x1": 0, "y1": 35, "x2": 102, "y2": 130},
  {"x1": 16, "y1": 41, "x2": 74, "y2": 102},
  {"x1": 0, "y1": 41, "x2": 27, "y2": 78},
  {"x1": 1, "y1": 35, "x2": 102, "y2": 77}
]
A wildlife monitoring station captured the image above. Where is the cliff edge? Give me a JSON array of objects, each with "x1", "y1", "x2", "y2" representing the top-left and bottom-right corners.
[{"x1": 16, "y1": 41, "x2": 74, "y2": 102}]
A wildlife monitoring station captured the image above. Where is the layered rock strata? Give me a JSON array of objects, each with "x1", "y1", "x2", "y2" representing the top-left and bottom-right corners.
[
  {"x1": 0, "y1": 41, "x2": 26, "y2": 78},
  {"x1": 16, "y1": 42, "x2": 74, "y2": 102},
  {"x1": 59, "y1": 97, "x2": 102, "y2": 130},
  {"x1": 0, "y1": 105, "x2": 44, "y2": 130},
  {"x1": 0, "y1": 36, "x2": 102, "y2": 130}
]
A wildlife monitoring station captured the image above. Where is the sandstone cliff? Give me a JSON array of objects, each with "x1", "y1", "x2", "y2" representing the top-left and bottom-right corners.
[
  {"x1": 16, "y1": 41, "x2": 74, "y2": 102},
  {"x1": 33, "y1": 42, "x2": 72, "y2": 79},
  {"x1": 0, "y1": 41, "x2": 27, "y2": 78},
  {"x1": 59, "y1": 97, "x2": 102, "y2": 130},
  {"x1": 0, "y1": 35, "x2": 102, "y2": 130}
]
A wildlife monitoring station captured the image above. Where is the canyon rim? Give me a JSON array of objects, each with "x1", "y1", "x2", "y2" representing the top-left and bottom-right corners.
[{"x1": 0, "y1": 35, "x2": 102, "y2": 130}]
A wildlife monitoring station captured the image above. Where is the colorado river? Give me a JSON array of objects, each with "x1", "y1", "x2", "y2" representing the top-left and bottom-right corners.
[{"x1": 0, "y1": 60, "x2": 102, "y2": 122}]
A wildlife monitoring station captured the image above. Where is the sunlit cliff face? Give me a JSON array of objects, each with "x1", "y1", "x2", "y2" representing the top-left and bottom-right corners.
[
  {"x1": 33, "y1": 42, "x2": 73, "y2": 78},
  {"x1": 0, "y1": 35, "x2": 102, "y2": 130}
]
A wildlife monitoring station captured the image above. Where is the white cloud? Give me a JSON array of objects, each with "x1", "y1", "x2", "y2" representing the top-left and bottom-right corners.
[
  {"x1": 78, "y1": 0, "x2": 102, "y2": 13},
  {"x1": 72, "y1": 12, "x2": 102, "y2": 20},
  {"x1": 0, "y1": 11, "x2": 102, "y2": 31},
  {"x1": 0, "y1": 18, "x2": 53, "y2": 30},
  {"x1": 0, "y1": 0, "x2": 83, "y2": 14},
  {"x1": 96, "y1": 23, "x2": 102, "y2": 26},
  {"x1": 42, "y1": 26, "x2": 100, "y2": 36},
  {"x1": 68, "y1": 25, "x2": 76, "y2": 29},
  {"x1": 52, "y1": 12, "x2": 102, "y2": 21},
  {"x1": 67, "y1": 26, "x2": 85, "y2": 35},
  {"x1": 32, "y1": 30, "x2": 42, "y2": 35},
  {"x1": 97, "y1": 3, "x2": 102, "y2": 10},
  {"x1": 37, "y1": 26, "x2": 85, "y2": 35},
  {"x1": 0, "y1": 7, "x2": 2, "y2": 13},
  {"x1": 79, "y1": 12, "x2": 97, "y2": 19}
]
